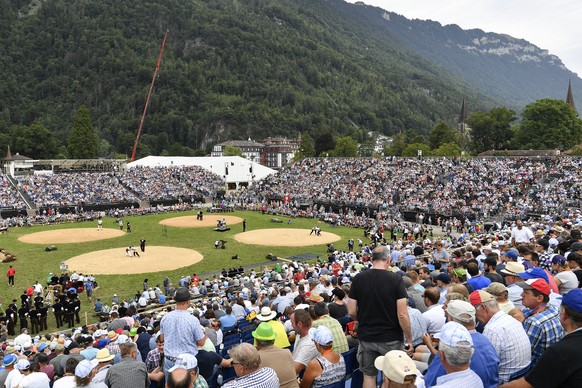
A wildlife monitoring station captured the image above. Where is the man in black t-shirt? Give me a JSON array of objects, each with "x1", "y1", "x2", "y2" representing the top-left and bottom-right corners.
[
  {"x1": 501, "y1": 288, "x2": 582, "y2": 388},
  {"x1": 348, "y1": 246, "x2": 413, "y2": 388}
]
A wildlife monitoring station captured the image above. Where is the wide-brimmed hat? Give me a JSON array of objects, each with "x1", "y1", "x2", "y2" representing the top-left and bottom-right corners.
[
  {"x1": 107, "y1": 331, "x2": 119, "y2": 342},
  {"x1": 500, "y1": 261, "x2": 525, "y2": 276},
  {"x1": 252, "y1": 322, "x2": 277, "y2": 341},
  {"x1": 256, "y1": 307, "x2": 277, "y2": 322},
  {"x1": 95, "y1": 348, "x2": 115, "y2": 363},
  {"x1": 307, "y1": 293, "x2": 323, "y2": 303}
]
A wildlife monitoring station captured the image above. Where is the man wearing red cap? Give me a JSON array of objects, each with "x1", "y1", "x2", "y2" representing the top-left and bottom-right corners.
[
  {"x1": 500, "y1": 288, "x2": 582, "y2": 388},
  {"x1": 517, "y1": 279, "x2": 565, "y2": 366}
]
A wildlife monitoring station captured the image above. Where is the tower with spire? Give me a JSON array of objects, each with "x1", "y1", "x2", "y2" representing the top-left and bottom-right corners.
[
  {"x1": 458, "y1": 97, "x2": 471, "y2": 151},
  {"x1": 566, "y1": 79, "x2": 578, "y2": 116}
]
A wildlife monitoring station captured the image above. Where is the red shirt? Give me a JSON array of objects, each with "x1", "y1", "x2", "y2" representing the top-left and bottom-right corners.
[{"x1": 7, "y1": 268, "x2": 15, "y2": 276}]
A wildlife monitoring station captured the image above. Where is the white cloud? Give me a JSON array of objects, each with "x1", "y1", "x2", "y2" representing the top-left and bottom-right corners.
[{"x1": 346, "y1": 0, "x2": 582, "y2": 76}]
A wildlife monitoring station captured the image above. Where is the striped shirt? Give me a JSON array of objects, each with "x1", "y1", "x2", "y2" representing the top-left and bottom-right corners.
[
  {"x1": 222, "y1": 367, "x2": 279, "y2": 388},
  {"x1": 312, "y1": 315, "x2": 349, "y2": 354}
]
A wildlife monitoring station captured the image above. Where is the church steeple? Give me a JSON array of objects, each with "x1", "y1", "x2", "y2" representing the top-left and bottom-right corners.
[
  {"x1": 5, "y1": 145, "x2": 12, "y2": 160},
  {"x1": 566, "y1": 79, "x2": 578, "y2": 116},
  {"x1": 459, "y1": 97, "x2": 468, "y2": 125}
]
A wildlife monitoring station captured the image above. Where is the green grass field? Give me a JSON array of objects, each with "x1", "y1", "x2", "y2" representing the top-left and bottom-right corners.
[{"x1": 0, "y1": 210, "x2": 361, "y2": 332}]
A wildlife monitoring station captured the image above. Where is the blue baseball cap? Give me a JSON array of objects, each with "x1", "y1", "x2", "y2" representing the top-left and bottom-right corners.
[
  {"x1": 503, "y1": 251, "x2": 518, "y2": 261},
  {"x1": 518, "y1": 268, "x2": 549, "y2": 283},
  {"x1": 561, "y1": 289, "x2": 582, "y2": 313}
]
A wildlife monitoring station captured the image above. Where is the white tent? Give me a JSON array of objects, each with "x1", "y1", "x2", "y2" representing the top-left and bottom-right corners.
[{"x1": 128, "y1": 156, "x2": 276, "y2": 187}]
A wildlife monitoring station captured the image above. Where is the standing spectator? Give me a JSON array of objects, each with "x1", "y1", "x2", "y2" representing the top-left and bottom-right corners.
[
  {"x1": 104, "y1": 342, "x2": 149, "y2": 388},
  {"x1": 511, "y1": 220, "x2": 534, "y2": 246},
  {"x1": 431, "y1": 322, "x2": 484, "y2": 387},
  {"x1": 253, "y1": 323, "x2": 299, "y2": 388},
  {"x1": 159, "y1": 288, "x2": 206, "y2": 376},
  {"x1": 348, "y1": 246, "x2": 413, "y2": 388},
  {"x1": 470, "y1": 290, "x2": 531, "y2": 384},
  {"x1": 7, "y1": 265, "x2": 15, "y2": 286},
  {"x1": 0, "y1": 355, "x2": 18, "y2": 388},
  {"x1": 222, "y1": 343, "x2": 279, "y2": 388}
]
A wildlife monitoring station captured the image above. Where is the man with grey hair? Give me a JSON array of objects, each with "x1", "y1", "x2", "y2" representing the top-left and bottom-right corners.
[
  {"x1": 104, "y1": 341, "x2": 149, "y2": 388},
  {"x1": 424, "y1": 300, "x2": 499, "y2": 388},
  {"x1": 470, "y1": 290, "x2": 531, "y2": 384},
  {"x1": 433, "y1": 321, "x2": 483, "y2": 387},
  {"x1": 348, "y1": 245, "x2": 413, "y2": 388},
  {"x1": 222, "y1": 343, "x2": 279, "y2": 388}
]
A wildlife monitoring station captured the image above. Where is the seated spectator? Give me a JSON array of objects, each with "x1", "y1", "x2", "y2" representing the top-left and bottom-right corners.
[
  {"x1": 253, "y1": 323, "x2": 299, "y2": 388},
  {"x1": 222, "y1": 343, "x2": 279, "y2": 388},
  {"x1": 311, "y1": 302, "x2": 348, "y2": 354},
  {"x1": 299, "y1": 326, "x2": 345, "y2": 388}
]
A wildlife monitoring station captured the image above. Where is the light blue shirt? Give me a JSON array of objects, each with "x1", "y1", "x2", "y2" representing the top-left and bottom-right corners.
[
  {"x1": 433, "y1": 368, "x2": 484, "y2": 388},
  {"x1": 160, "y1": 310, "x2": 205, "y2": 358}
]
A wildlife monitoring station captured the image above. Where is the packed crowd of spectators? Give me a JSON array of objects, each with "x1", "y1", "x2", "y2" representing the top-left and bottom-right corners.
[
  {"x1": 1, "y1": 212, "x2": 581, "y2": 387},
  {"x1": 16, "y1": 173, "x2": 136, "y2": 207},
  {"x1": 122, "y1": 166, "x2": 225, "y2": 201},
  {"x1": 252, "y1": 157, "x2": 582, "y2": 220},
  {"x1": 0, "y1": 175, "x2": 27, "y2": 210}
]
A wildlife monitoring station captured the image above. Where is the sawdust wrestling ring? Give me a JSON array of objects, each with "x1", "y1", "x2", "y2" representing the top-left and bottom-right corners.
[
  {"x1": 65, "y1": 246, "x2": 204, "y2": 275},
  {"x1": 19, "y1": 228, "x2": 125, "y2": 244},
  {"x1": 159, "y1": 215, "x2": 243, "y2": 228},
  {"x1": 234, "y1": 228, "x2": 341, "y2": 247}
]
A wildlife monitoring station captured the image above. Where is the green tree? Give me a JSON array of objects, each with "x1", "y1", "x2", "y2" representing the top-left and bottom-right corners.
[
  {"x1": 294, "y1": 132, "x2": 315, "y2": 160},
  {"x1": 384, "y1": 132, "x2": 405, "y2": 156},
  {"x1": 315, "y1": 132, "x2": 335, "y2": 156},
  {"x1": 10, "y1": 122, "x2": 58, "y2": 159},
  {"x1": 330, "y1": 136, "x2": 358, "y2": 157},
  {"x1": 223, "y1": 145, "x2": 244, "y2": 156},
  {"x1": 467, "y1": 107, "x2": 516, "y2": 154},
  {"x1": 515, "y1": 99, "x2": 582, "y2": 150},
  {"x1": 402, "y1": 143, "x2": 431, "y2": 157},
  {"x1": 432, "y1": 142, "x2": 462, "y2": 157},
  {"x1": 68, "y1": 106, "x2": 98, "y2": 159},
  {"x1": 428, "y1": 120, "x2": 458, "y2": 149}
]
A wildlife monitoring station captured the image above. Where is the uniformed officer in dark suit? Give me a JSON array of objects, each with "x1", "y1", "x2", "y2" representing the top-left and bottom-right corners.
[
  {"x1": 6, "y1": 304, "x2": 16, "y2": 336},
  {"x1": 39, "y1": 304, "x2": 48, "y2": 331},
  {"x1": 65, "y1": 298, "x2": 75, "y2": 328},
  {"x1": 52, "y1": 299, "x2": 63, "y2": 328},
  {"x1": 28, "y1": 305, "x2": 39, "y2": 334},
  {"x1": 18, "y1": 304, "x2": 29, "y2": 331}
]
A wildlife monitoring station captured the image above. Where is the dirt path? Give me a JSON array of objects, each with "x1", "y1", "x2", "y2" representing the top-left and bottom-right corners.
[
  {"x1": 234, "y1": 228, "x2": 341, "y2": 247},
  {"x1": 159, "y1": 215, "x2": 243, "y2": 228},
  {"x1": 19, "y1": 228, "x2": 125, "y2": 244},
  {"x1": 65, "y1": 246, "x2": 203, "y2": 275}
]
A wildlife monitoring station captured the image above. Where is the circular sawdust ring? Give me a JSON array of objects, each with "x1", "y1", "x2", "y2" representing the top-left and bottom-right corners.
[
  {"x1": 65, "y1": 246, "x2": 203, "y2": 275},
  {"x1": 159, "y1": 215, "x2": 243, "y2": 228},
  {"x1": 19, "y1": 228, "x2": 125, "y2": 244},
  {"x1": 234, "y1": 228, "x2": 341, "y2": 247}
]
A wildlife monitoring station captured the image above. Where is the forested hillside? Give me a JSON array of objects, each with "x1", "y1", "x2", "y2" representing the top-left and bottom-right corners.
[{"x1": 0, "y1": 0, "x2": 494, "y2": 158}]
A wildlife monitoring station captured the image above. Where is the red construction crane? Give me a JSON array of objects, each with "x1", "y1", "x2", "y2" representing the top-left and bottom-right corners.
[{"x1": 131, "y1": 29, "x2": 170, "y2": 162}]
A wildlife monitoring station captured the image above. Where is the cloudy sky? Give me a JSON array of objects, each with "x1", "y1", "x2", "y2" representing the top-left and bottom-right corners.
[{"x1": 346, "y1": 0, "x2": 582, "y2": 76}]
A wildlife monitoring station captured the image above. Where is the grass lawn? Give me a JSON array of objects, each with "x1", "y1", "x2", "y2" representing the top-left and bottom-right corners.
[{"x1": 0, "y1": 210, "x2": 362, "y2": 332}]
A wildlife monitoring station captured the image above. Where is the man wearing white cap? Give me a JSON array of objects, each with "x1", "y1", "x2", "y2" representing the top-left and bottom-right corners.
[
  {"x1": 167, "y1": 353, "x2": 207, "y2": 388},
  {"x1": 375, "y1": 350, "x2": 419, "y2": 387},
  {"x1": 432, "y1": 322, "x2": 483, "y2": 387}
]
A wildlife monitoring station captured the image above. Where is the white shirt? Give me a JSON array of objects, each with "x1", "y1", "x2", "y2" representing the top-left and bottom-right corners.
[
  {"x1": 483, "y1": 311, "x2": 531, "y2": 384},
  {"x1": 507, "y1": 284, "x2": 523, "y2": 309},
  {"x1": 19, "y1": 372, "x2": 50, "y2": 388},
  {"x1": 511, "y1": 226, "x2": 534, "y2": 243},
  {"x1": 5, "y1": 369, "x2": 23, "y2": 388},
  {"x1": 53, "y1": 375, "x2": 76, "y2": 388},
  {"x1": 422, "y1": 304, "x2": 446, "y2": 334}
]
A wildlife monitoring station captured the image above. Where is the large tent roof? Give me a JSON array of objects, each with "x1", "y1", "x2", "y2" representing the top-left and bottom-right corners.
[{"x1": 128, "y1": 156, "x2": 276, "y2": 183}]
